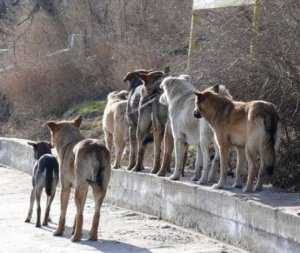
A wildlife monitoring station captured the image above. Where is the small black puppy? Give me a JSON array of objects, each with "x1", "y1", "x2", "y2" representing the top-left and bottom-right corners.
[{"x1": 25, "y1": 141, "x2": 59, "y2": 227}]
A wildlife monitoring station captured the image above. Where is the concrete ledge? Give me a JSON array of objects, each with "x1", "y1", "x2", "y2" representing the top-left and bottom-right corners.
[
  {"x1": 0, "y1": 137, "x2": 300, "y2": 253},
  {"x1": 0, "y1": 138, "x2": 35, "y2": 174}
]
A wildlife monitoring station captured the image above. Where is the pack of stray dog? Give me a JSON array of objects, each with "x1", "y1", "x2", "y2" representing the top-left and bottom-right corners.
[
  {"x1": 114, "y1": 68, "x2": 280, "y2": 193},
  {"x1": 23, "y1": 67, "x2": 280, "y2": 243}
]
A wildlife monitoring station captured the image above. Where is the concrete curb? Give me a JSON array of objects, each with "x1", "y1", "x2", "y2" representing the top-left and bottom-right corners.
[{"x1": 0, "y1": 137, "x2": 299, "y2": 253}]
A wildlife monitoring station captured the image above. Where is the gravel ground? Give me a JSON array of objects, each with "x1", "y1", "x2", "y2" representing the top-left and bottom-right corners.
[{"x1": 0, "y1": 167, "x2": 248, "y2": 253}]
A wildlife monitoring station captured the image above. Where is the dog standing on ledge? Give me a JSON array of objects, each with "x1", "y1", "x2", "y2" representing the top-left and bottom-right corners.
[
  {"x1": 103, "y1": 90, "x2": 129, "y2": 169},
  {"x1": 25, "y1": 141, "x2": 59, "y2": 227},
  {"x1": 194, "y1": 86, "x2": 280, "y2": 192}
]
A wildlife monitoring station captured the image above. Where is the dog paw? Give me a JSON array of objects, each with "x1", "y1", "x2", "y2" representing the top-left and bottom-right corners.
[
  {"x1": 208, "y1": 175, "x2": 215, "y2": 183},
  {"x1": 242, "y1": 186, "x2": 253, "y2": 193},
  {"x1": 132, "y1": 165, "x2": 143, "y2": 172},
  {"x1": 42, "y1": 221, "x2": 48, "y2": 226},
  {"x1": 169, "y1": 174, "x2": 180, "y2": 181},
  {"x1": 126, "y1": 165, "x2": 134, "y2": 171},
  {"x1": 88, "y1": 234, "x2": 98, "y2": 241},
  {"x1": 112, "y1": 164, "x2": 120, "y2": 169},
  {"x1": 198, "y1": 177, "x2": 208, "y2": 185},
  {"x1": 191, "y1": 175, "x2": 200, "y2": 182},
  {"x1": 53, "y1": 230, "x2": 63, "y2": 236},
  {"x1": 35, "y1": 223, "x2": 41, "y2": 228},
  {"x1": 253, "y1": 185, "x2": 263, "y2": 192},
  {"x1": 212, "y1": 183, "x2": 223, "y2": 189},
  {"x1": 24, "y1": 218, "x2": 30, "y2": 223},
  {"x1": 151, "y1": 168, "x2": 159, "y2": 174},
  {"x1": 71, "y1": 235, "x2": 81, "y2": 242},
  {"x1": 157, "y1": 170, "x2": 166, "y2": 177},
  {"x1": 232, "y1": 182, "x2": 243, "y2": 189}
]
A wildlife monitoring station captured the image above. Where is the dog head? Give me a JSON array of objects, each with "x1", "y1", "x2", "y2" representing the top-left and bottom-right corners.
[
  {"x1": 206, "y1": 84, "x2": 232, "y2": 99},
  {"x1": 194, "y1": 84, "x2": 232, "y2": 120},
  {"x1": 107, "y1": 90, "x2": 129, "y2": 101},
  {"x1": 28, "y1": 141, "x2": 52, "y2": 160},
  {"x1": 123, "y1": 69, "x2": 153, "y2": 91},
  {"x1": 138, "y1": 71, "x2": 165, "y2": 95},
  {"x1": 193, "y1": 89, "x2": 216, "y2": 120},
  {"x1": 46, "y1": 115, "x2": 82, "y2": 149}
]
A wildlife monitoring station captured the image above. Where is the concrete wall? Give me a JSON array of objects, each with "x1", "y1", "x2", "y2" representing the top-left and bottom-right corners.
[{"x1": 0, "y1": 137, "x2": 299, "y2": 253}]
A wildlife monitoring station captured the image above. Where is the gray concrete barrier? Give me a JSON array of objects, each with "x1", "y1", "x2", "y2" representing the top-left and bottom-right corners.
[{"x1": 0, "y1": 137, "x2": 299, "y2": 253}]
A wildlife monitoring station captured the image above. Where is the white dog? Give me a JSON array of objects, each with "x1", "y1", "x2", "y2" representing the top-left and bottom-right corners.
[{"x1": 160, "y1": 75, "x2": 231, "y2": 184}]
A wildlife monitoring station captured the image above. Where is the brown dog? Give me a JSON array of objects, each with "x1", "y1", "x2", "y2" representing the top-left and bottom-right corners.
[
  {"x1": 47, "y1": 116, "x2": 111, "y2": 241},
  {"x1": 194, "y1": 85, "x2": 280, "y2": 192},
  {"x1": 124, "y1": 68, "x2": 174, "y2": 175},
  {"x1": 103, "y1": 90, "x2": 129, "y2": 169}
]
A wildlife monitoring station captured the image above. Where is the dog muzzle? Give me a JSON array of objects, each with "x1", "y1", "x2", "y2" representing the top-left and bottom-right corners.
[{"x1": 193, "y1": 109, "x2": 202, "y2": 119}]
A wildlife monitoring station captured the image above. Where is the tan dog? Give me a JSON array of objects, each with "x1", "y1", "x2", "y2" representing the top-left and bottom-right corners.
[
  {"x1": 194, "y1": 85, "x2": 280, "y2": 192},
  {"x1": 47, "y1": 116, "x2": 111, "y2": 241},
  {"x1": 103, "y1": 90, "x2": 129, "y2": 169}
]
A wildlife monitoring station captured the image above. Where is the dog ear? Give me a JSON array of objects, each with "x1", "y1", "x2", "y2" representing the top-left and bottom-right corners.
[
  {"x1": 73, "y1": 115, "x2": 82, "y2": 128},
  {"x1": 118, "y1": 90, "x2": 129, "y2": 99},
  {"x1": 123, "y1": 69, "x2": 153, "y2": 82},
  {"x1": 138, "y1": 73, "x2": 149, "y2": 84},
  {"x1": 194, "y1": 90, "x2": 202, "y2": 97},
  {"x1": 123, "y1": 72, "x2": 135, "y2": 82},
  {"x1": 27, "y1": 141, "x2": 37, "y2": 149},
  {"x1": 46, "y1": 121, "x2": 59, "y2": 132},
  {"x1": 212, "y1": 84, "x2": 219, "y2": 93},
  {"x1": 164, "y1": 66, "x2": 170, "y2": 74},
  {"x1": 145, "y1": 71, "x2": 164, "y2": 84},
  {"x1": 45, "y1": 141, "x2": 53, "y2": 149}
]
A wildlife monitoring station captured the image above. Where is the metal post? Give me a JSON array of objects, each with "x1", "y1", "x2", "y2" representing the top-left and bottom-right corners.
[
  {"x1": 187, "y1": 11, "x2": 200, "y2": 73},
  {"x1": 250, "y1": 0, "x2": 261, "y2": 60}
]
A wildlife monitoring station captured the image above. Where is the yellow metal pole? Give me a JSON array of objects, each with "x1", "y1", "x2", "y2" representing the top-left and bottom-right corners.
[
  {"x1": 187, "y1": 11, "x2": 200, "y2": 73},
  {"x1": 250, "y1": 0, "x2": 262, "y2": 60}
]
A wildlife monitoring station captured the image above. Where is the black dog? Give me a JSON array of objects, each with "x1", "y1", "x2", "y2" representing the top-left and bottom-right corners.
[{"x1": 25, "y1": 141, "x2": 59, "y2": 227}]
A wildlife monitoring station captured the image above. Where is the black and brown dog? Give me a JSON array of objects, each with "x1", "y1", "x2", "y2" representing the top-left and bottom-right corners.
[{"x1": 25, "y1": 141, "x2": 59, "y2": 227}]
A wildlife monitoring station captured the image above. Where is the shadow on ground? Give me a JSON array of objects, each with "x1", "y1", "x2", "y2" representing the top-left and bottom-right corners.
[{"x1": 39, "y1": 224, "x2": 152, "y2": 253}]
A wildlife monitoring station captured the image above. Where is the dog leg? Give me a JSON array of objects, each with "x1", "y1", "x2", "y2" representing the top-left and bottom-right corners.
[
  {"x1": 132, "y1": 128, "x2": 147, "y2": 172},
  {"x1": 192, "y1": 145, "x2": 203, "y2": 181},
  {"x1": 199, "y1": 142, "x2": 210, "y2": 184},
  {"x1": 254, "y1": 150, "x2": 266, "y2": 192},
  {"x1": 54, "y1": 186, "x2": 71, "y2": 236},
  {"x1": 157, "y1": 122, "x2": 174, "y2": 177},
  {"x1": 208, "y1": 142, "x2": 220, "y2": 183},
  {"x1": 25, "y1": 188, "x2": 35, "y2": 223},
  {"x1": 243, "y1": 147, "x2": 256, "y2": 193},
  {"x1": 43, "y1": 191, "x2": 55, "y2": 226},
  {"x1": 127, "y1": 126, "x2": 137, "y2": 170},
  {"x1": 89, "y1": 186, "x2": 106, "y2": 241},
  {"x1": 182, "y1": 144, "x2": 188, "y2": 177},
  {"x1": 212, "y1": 143, "x2": 229, "y2": 189},
  {"x1": 71, "y1": 184, "x2": 88, "y2": 242},
  {"x1": 71, "y1": 215, "x2": 76, "y2": 235},
  {"x1": 232, "y1": 147, "x2": 246, "y2": 188},
  {"x1": 35, "y1": 187, "x2": 42, "y2": 228},
  {"x1": 152, "y1": 127, "x2": 163, "y2": 174},
  {"x1": 113, "y1": 137, "x2": 126, "y2": 169},
  {"x1": 104, "y1": 132, "x2": 113, "y2": 153},
  {"x1": 169, "y1": 139, "x2": 185, "y2": 180}
]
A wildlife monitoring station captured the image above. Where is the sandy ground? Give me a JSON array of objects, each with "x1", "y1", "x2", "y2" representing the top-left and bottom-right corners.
[{"x1": 0, "y1": 167, "x2": 248, "y2": 253}]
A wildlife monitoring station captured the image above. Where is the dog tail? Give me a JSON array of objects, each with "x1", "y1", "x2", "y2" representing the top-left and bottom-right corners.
[
  {"x1": 143, "y1": 134, "x2": 154, "y2": 145},
  {"x1": 262, "y1": 110, "x2": 280, "y2": 176},
  {"x1": 86, "y1": 149, "x2": 111, "y2": 190},
  {"x1": 44, "y1": 156, "x2": 59, "y2": 196}
]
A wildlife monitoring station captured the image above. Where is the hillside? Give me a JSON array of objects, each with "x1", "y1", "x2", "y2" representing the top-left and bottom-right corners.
[{"x1": 0, "y1": 0, "x2": 299, "y2": 189}]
